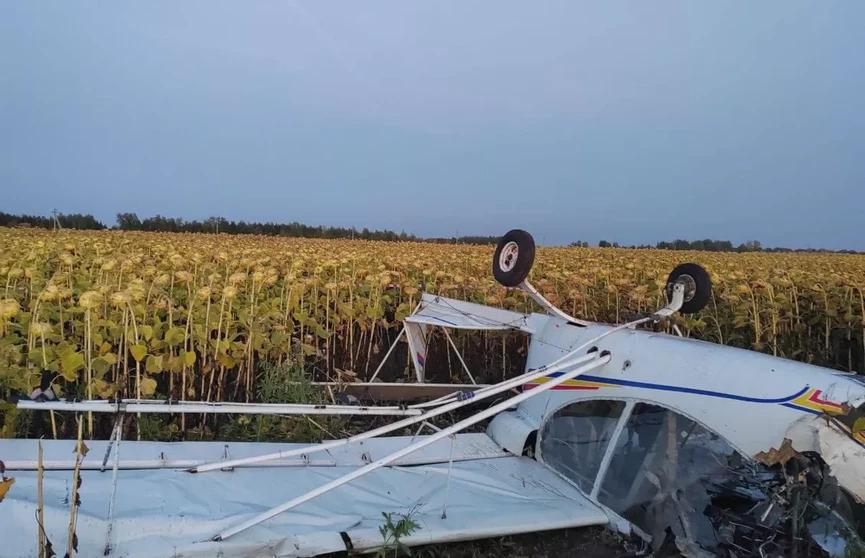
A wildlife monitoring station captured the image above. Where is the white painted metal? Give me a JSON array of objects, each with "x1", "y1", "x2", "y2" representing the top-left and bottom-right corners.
[
  {"x1": 654, "y1": 281, "x2": 684, "y2": 317},
  {"x1": 440, "y1": 434, "x2": 457, "y2": 519},
  {"x1": 190, "y1": 352, "x2": 599, "y2": 474},
  {"x1": 590, "y1": 400, "x2": 634, "y2": 500},
  {"x1": 519, "y1": 279, "x2": 592, "y2": 326},
  {"x1": 515, "y1": 315, "x2": 865, "y2": 507},
  {"x1": 16, "y1": 399, "x2": 423, "y2": 416},
  {"x1": 104, "y1": 416, "x2": 123, "y2": 555},
  {"x1": 2, "y1": 458, "x2": 336, "y2": 471},
  {"x1": 211, "y1": 353, "x2": 612, "y2": 541},
  {"x1": 486, "y1": 408, "x2": 539, "y2": 455}
]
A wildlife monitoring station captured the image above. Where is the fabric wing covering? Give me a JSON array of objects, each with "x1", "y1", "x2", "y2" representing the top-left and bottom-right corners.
[
  {"x1": 404, "y1": 294, "x2": 533, "y2": 381},
  {"x1": 405, "y1": 294, "x2": 532, "y2": 332},
  {"x1": 0, "y1": 435, "x2": 608, "y2": 557}
]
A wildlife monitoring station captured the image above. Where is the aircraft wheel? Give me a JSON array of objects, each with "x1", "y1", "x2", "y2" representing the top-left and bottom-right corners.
[
  {"x1": 666, "y1": 263, "x2": 711, "y2": 314},
  {"x1": 493, "y1": 229, "x2": 536, "y2": 287}
]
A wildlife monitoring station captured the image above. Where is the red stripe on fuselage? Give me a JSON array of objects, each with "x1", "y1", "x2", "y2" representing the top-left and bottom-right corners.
[{"x1": 523, "y1": 384, "x2": 600, "y2": 391}]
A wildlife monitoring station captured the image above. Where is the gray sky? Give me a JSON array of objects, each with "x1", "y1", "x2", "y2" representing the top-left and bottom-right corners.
[{"x1": 1, "y1": 2, "x2": 863, "y2": 249}]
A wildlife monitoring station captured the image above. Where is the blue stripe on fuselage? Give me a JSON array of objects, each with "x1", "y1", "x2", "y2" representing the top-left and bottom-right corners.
[{"x1": 531, "y1": 370, "x2": 810, "y2": 404}]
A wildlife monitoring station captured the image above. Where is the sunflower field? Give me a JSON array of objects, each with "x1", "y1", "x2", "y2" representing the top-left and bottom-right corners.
[{"x1": 1, "y1": 228, "x2": 864, "y2": 438}]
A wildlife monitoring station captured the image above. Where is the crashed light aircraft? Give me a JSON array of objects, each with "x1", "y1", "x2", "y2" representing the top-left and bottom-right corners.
[{"x1": 1, "y1": 229, "x2": 863, "y2": 557}]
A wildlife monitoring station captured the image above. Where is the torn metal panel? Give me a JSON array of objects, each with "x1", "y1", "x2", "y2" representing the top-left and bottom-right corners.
[
  {"x1": 786, "y1": 414, "x2": 865, "y2": 504},
  {"x1": 754, "y1": 437, "x2": 798, "y2": 467}
]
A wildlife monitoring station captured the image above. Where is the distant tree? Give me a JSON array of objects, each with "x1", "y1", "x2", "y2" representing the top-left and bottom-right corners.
[
  {"x1": 736, "y1": 240, "x2": 763, "y2": 253},
  {"x1": 598, "y1": 240, "x2": 612, "y2": 248},
  {"x1": 116, "y1": 213, "x2": 141, "y2": 230}
]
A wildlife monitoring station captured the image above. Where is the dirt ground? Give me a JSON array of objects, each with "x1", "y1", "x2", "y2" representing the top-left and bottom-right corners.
[{"x1": 409, "y1": 527, "x2": 627, "y2": 558}]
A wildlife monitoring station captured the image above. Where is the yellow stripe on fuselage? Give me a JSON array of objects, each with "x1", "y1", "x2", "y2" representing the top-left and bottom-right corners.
[
  {"x1": 789, "y1": 388, "x2": 847, "y2": 415},
  {"x1": 526, "y1": 377, "x2": 620, "y2": 390}
]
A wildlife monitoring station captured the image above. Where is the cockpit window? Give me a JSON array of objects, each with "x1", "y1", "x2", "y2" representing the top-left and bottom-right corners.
[
  {"x1": 598, "y1": 403, "x2": 744, "y2": 544},
  {"x1": 537, "y1": 399, "x2": 626, "y2": 494}
]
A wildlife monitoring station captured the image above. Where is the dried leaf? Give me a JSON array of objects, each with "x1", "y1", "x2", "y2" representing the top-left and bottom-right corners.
[
  {"x1": 73, "y1": 441, "x2": 89, "y2": 457},
  {"x1": 94, "y1": 378, "x2": 118, "y2": 399}
]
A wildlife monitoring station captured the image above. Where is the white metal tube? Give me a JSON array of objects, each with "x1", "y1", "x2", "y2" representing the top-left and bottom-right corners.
[
  {"x1": 103, "y1": 416, "x2": 123, "y2": 556},
  {"x1": 520, "y1": 279, "x2": 591, "y2": 326},
  {"x1": 442, "y1": 327, "x2": 476, "y2": 385},
  {"x1": 16, "y1": 400, "x2": 421, "y2": 417},
  {"x1": 3, "y1": 458, "x2": 333, "y2": 471},
  {"x1": 441, "y1": 434, "x2": 456, "y2": 519},
  {"x1": 100, "y1": 417, "x2": 121, "y2": 472},
  {"x1": 410, "y1": 318, "x2": 646, "y2": 410},
  {"x1": 211, "y1": 353, "x2": 611, "y2": 541},
  {"x1": 189, "y1": 351, "x2": 600, "y2": 474},
  {"x1": 367, "y1": 326, "x2": 405, "y2": 383},
  {"x1": 408, "y1": 390, "x2": 461, "y2": 409},
  {"x1": 87, "y1": 399, "x2": 410, "y2": 410}
]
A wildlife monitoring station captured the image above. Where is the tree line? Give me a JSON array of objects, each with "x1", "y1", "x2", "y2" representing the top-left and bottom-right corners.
[
  {"x1": 1, "y1": 211, "x2": 860, "y2": 253},
  {"x1": 587, "y1": 238, "x2": 861, "y2": 254},
  {"x1": 114, "y1": 213, "x2": 418, "y2": 242},
  {"x1": 0, "y1": 211, "x2": 105, "y2": 230},
  {"x1": 0, "y1": 211, "x2": 416, "y2": 242}
]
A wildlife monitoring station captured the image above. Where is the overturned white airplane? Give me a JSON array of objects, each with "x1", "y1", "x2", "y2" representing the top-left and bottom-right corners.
[{"x1": 2, "y1": 230, "x2": 863, "y2": 557}]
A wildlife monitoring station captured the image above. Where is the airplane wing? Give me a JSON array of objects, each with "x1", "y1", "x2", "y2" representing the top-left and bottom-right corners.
[
  {"x1": 403, "y1": 294, "x2": 542, "y2": 382},
  {"x1": 0, "y1": 435, "x2": 608, "y2": 558},
  {"x1": 405, "y1": 293, "x2": 533, "y2": 332}
]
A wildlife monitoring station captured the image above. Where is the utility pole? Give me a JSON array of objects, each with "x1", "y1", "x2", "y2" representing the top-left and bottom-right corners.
[{"x1": 51, "y1": 208, "x2": 62, "y2": 231}]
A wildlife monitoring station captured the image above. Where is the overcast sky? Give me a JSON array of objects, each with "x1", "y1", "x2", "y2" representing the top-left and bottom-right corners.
[{"x1": 1, "y1": 2, "x2": 863, "y2": 248}]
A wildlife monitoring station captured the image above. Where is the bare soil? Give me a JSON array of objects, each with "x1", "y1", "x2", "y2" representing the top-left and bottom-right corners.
[{"x1": 409, "y1": 526, "x2": 627, "y2": 558}]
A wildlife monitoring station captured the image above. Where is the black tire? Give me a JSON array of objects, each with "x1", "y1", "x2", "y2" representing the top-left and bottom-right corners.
[
  {"x1": 492, "y1": 229, "x2": 536, "y2": 287},
  {"x1": 666, "y1": 263, "x2": 711, "y2": 314}
]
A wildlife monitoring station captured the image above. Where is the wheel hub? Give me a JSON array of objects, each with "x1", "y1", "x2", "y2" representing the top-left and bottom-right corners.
[
  {"x1": 499, "y1": 241, "x2": 519, "y2": 272},
  {"x1": 676, "y1": 274, "x2": 697, "y2": 303}
]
